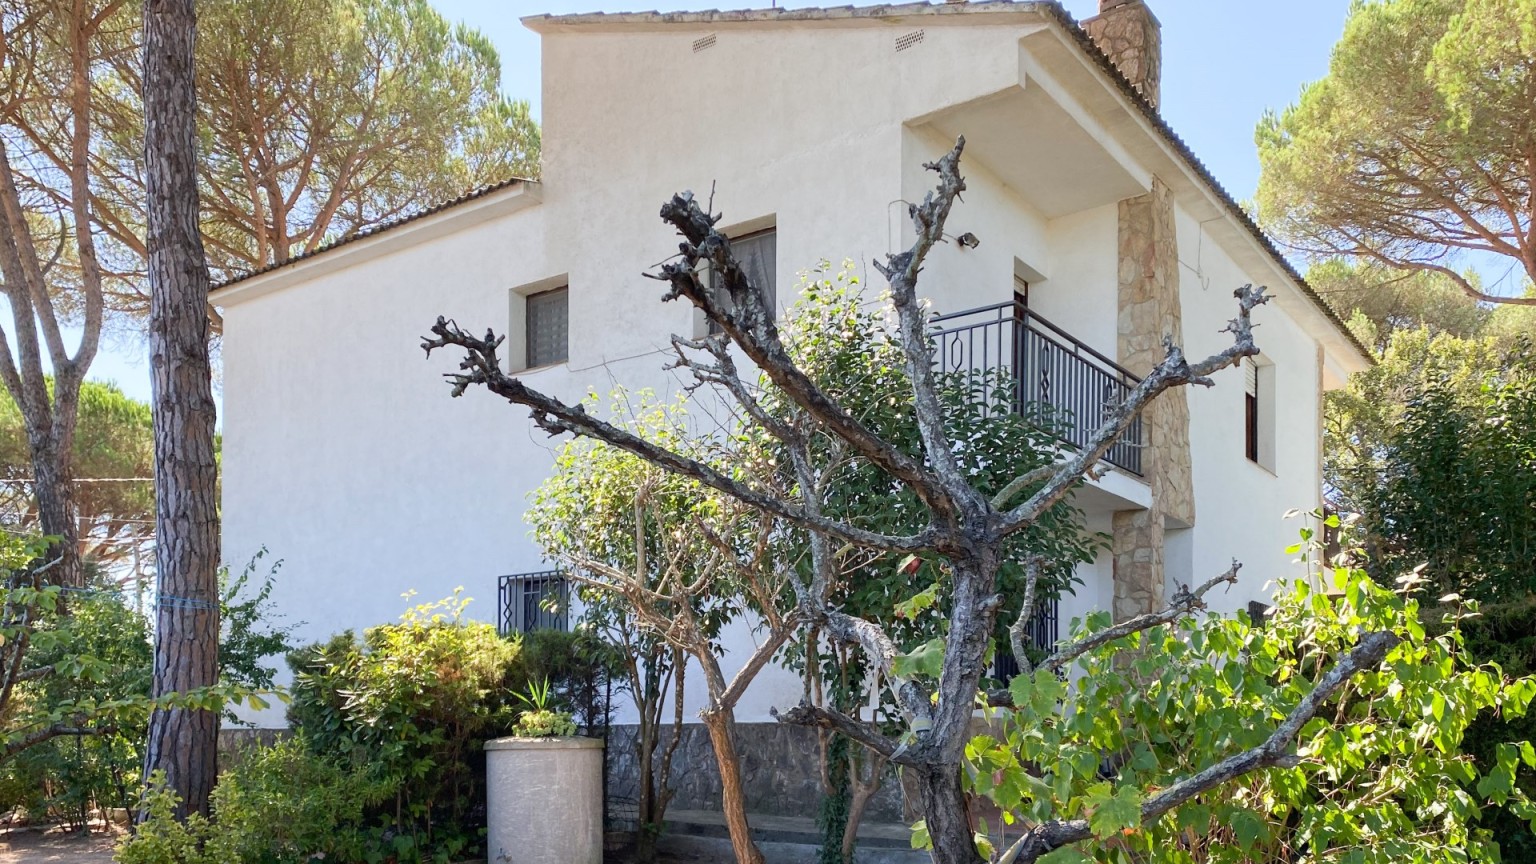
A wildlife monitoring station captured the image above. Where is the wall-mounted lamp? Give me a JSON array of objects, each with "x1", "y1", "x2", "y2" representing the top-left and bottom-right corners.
[{"x1": 955, "y1": 232, "x2": 980, "y2": 250}]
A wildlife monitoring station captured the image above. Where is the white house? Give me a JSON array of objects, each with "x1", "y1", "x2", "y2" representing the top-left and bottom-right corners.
[{"x1": 211, "y1": 0, "x2": 1370, "y2": 817}]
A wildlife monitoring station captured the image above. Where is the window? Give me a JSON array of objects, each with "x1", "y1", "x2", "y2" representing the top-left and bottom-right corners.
[
  {"x1": 1244, "y1": 357, "x2": 1259, "y2": 463},
  {"x1": 707, "y1": 228, "x2": 776, "y2": 334},
  {"x1": 1244, "y1": 356, "x2": 1276, "y2": 471},
  {"x1": 525, "y1": 286, "x2": 569, "y2": 368},
  {"x1": 498, "y1": 571, "x2": 569, "y2": 635}
]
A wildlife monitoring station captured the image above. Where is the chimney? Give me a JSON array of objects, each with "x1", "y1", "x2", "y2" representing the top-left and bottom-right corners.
[{"x1": 1083, "y1": 0, "x2": 1162, "y2": 110}]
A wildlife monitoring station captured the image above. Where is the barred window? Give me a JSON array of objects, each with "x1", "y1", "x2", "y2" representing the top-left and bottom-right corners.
[
  {"x1": 526, "y1": 286, "x2": 569, "y2": 368},
  {"x1": 498, "y1": 571, "x2": 569, "y2": 635}
]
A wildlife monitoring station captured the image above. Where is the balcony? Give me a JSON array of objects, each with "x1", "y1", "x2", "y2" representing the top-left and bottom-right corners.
[
  {"x1": 930, "y1": 299, "x2": 1143, "y2": 476},
  {"x1": 498, "y1": 570, "x2": 570, "y2": 635}
]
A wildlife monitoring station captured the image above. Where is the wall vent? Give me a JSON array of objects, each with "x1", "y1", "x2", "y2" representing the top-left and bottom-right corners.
[
  {"x1": 894, "y1": 29, "x2": 925, "y2": 52},
  {"x1": 693, "y1": 33, "x2": 717, "y2": 52}
]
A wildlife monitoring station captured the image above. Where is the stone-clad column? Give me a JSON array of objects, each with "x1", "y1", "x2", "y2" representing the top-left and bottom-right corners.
[
  {"x1": 1111, "y1": 178, "x2": 1193, "y2": 621},
  {"x1": 1083, "y1": 0, "x2": 1163, "y2": 109}
]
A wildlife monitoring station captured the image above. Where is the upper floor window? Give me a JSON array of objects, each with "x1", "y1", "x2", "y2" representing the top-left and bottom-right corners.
[
  {"x1": 525, "y1": 286, "x2": 569, "y2": 368},
  {"x1": 1244, "y1": 357, "x2": 1259, "y2": 462},
  {"x1": 707, "y1": 228, "x2": 776, "y2": 334},
  {"x1": 1245, "y1": 356, "x2": 1276, "y2": 472}
]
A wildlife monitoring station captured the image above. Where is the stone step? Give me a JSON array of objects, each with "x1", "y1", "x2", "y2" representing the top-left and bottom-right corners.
[{"x1": 655, "y1": 833, "x2": 931, "y2": 864}]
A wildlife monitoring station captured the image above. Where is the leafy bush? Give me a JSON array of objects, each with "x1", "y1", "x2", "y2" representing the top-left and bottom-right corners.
[
  {"x1": 959, "y1": 531, "x2": 1536, "y2": 863},
  {"x1": 0, "y1": 581, "x2": 150, "y2": 826},
  {"x1": 119, "y1": 746, "x2": 388, "y2": 864},
  {"x1": 284, "y1": 591, "x2": 522, "y2": 861},
  {"x1": 208, "y1": 736, "x2": 390, "y2": 864},
  {"x1": 115, "y1": 780, "x2": 227, "y2": 864},
  {"x1": 0, "y1": 551, "x2": 295, "y2": 827},
  {"x1": 516, "y1": 628, "x2": 620, "y2": 735},
  {"x1": 1425, "y1": 597, "x2": 1536, "y2": 860}
]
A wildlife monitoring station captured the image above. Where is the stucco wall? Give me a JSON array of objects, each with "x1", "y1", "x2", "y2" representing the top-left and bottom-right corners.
[
  {"x1": 1173, "y1": 204, "x2": 1323, "y2": 614},
  {"x1": 219, "y1": 15, "x2": 1346, "y2": 727}
]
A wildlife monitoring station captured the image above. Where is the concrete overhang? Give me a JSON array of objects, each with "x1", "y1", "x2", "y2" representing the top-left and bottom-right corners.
[
  {"x1": 1015, "y1": 24, "x2": 1372, "y2": 378},
  {"x1": 912, "y1": 82, "x2": 1149, "y2": 219}
]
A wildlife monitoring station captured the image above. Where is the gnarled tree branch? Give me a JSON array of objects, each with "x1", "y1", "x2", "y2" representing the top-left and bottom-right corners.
[{"x1": 422, "y1": 319, "x2": 929, "y2": 554}]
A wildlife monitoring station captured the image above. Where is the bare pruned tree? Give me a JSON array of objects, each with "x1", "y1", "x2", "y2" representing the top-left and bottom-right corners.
[{"x1": 426, "y1": 139, "x2": 1397, "y2": 864}]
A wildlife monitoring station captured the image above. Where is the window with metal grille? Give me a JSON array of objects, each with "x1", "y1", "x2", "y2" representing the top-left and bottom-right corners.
[
  {"x1": 498, "y1": 571, "x2": 569, "y2": 635},
  {"x1": 1244, "y1": 357, "x2": 1260, "y2": 463},
  {"x1": 708, "y1": 228, "x2": 776, "y2": 334},
  {"x1": 990, "y1": 597, "x2": 1060, "y2": 685},
  {"x1": 526, "y1": 287, "x2": 569, "y2": 368}
]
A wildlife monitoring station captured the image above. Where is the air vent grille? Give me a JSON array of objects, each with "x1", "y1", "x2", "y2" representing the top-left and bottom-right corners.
[
  {"x1": 895, "y1": 30, "x2": 925, "y2": 52},
  {"x1": 693, "y1": 33, "x2": 717, "y2": 52}
]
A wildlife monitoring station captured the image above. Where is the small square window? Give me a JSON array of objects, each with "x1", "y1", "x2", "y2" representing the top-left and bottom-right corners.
[
  {"x1": 526, "y1": 287, "x2": 568, "y2": 368},
  {"x1": 707, "y1": 228, "x2": 776, "y2": 334}
]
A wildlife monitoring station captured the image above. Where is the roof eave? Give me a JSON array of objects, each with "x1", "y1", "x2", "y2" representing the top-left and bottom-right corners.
[
  {"x1": 210, "y1": 180, "x2": 541, "y2": 308},
  {"x1": 1027, "y1": 5, "x2": 1374, "y2": 369}
]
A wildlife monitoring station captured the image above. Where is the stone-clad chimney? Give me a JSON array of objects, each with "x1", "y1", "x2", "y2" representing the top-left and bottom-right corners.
[{"x1": 1083, "y1": 0, "x2": 1162, "y2": 109}]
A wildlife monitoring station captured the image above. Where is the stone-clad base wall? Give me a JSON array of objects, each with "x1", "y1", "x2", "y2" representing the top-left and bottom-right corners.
[
  {"x1": 217, "y1": 727, "x2": 288, "y2": 771},
  {"x1": 605, "y1": 722, "x2": 908, "y2": 823},
  {"x1": 220, "y1": 723, "x2": 904, "y2": 824}
]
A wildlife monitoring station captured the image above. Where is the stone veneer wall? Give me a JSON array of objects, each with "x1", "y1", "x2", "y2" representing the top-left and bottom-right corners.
[
  {"x1": 1111, "y1": 178, "x2": 1194, "y2": 622},
  {"x1": 605, "y1": 722, "x2": 908, "y2": 824},
  {"x1": 222, "y1": 723, "x2": 907, "y2": 824},
  {"x1": 1083, "y1": 0, "x2": 1162, "y2": 109}
]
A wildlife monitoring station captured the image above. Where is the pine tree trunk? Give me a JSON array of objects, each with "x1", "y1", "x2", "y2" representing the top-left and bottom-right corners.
[
  {"x1": 29, "y1": 440, "x2": 81, "y2": 588},
  {"x1": 140, "y1": 0, "x2": 221, "y2": 821},
  {"x1": 916, "y1": 763, "x2": 982, "y2": 864},
  {"x1": 700, "y1": 710, "x2": 765, "y2": 864}
]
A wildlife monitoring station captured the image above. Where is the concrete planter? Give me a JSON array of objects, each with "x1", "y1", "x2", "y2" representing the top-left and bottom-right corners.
[{"x1": 484, "y1": 736, "x2": 604, "y2": 864}]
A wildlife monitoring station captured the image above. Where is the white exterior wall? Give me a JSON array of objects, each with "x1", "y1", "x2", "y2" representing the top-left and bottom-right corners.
[
  {"x1": 1173, "y1": 204, "x2": 1324, "y2": 614},
  {"x1": 218, "y1": 12, "x2": 1362, "y2": 727}
]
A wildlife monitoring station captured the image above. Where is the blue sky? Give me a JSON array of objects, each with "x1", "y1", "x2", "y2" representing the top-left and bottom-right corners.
[{"x1": 84, "y1": 0, "x2": 1355, "y2": 405}]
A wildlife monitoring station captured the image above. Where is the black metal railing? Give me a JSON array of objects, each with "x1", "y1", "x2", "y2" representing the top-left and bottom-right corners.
[
  {"x1": 497, "y1": 570, "x2": 570, "y2": 635},
  {"x1": 991, "y1": 597, "x2": 1060, "y2": 684},
  {"x1": 930, "y1": 299, "x2": 1143, "y2": 475}
]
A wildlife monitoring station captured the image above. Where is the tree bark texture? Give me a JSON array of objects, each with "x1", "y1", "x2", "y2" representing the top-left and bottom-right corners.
[
  {"x1": 916, "y1": 763, "x2": 981, "y2": 864},
  {"x1": 701, "y1": 709, "x2": 766, "y2": 864},
  {"x1": 28, "y1": 441, "x2": 80, "y2": 587},
  {"x1": 140, "y1": 0, "x2": 221, "y2": 820}
]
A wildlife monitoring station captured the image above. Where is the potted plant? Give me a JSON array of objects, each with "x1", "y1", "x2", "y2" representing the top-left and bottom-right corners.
[{"x1": 484, "y1": 678, "x2": 604, "y2": 864}]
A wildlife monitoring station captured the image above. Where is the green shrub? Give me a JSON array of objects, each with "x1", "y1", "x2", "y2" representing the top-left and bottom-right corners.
[
  {"x1": 120, "y1": 747, "x2": 383, "y2": 864},
  {"x1": 516, "y1": 628, "x2": 621, "y2": 734},
  {"x1": 0, "y1": 553, "x2": 295, "y2": 828},
  {"x1": 0, "y1": 582, "x2": 150, "y2": 826},
  {"x1": 115, "y1": 777, "x2": 229, "y2": 864},
  {"x1": 1426, "y1": 597, "x2": 1536, "y2": 859},
  {"x1": 211, "y1": 735, "x2": 389, "y2": 864},
  {"x1": 284, "y1": 590, "x2": 522, "y2": 861}
]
